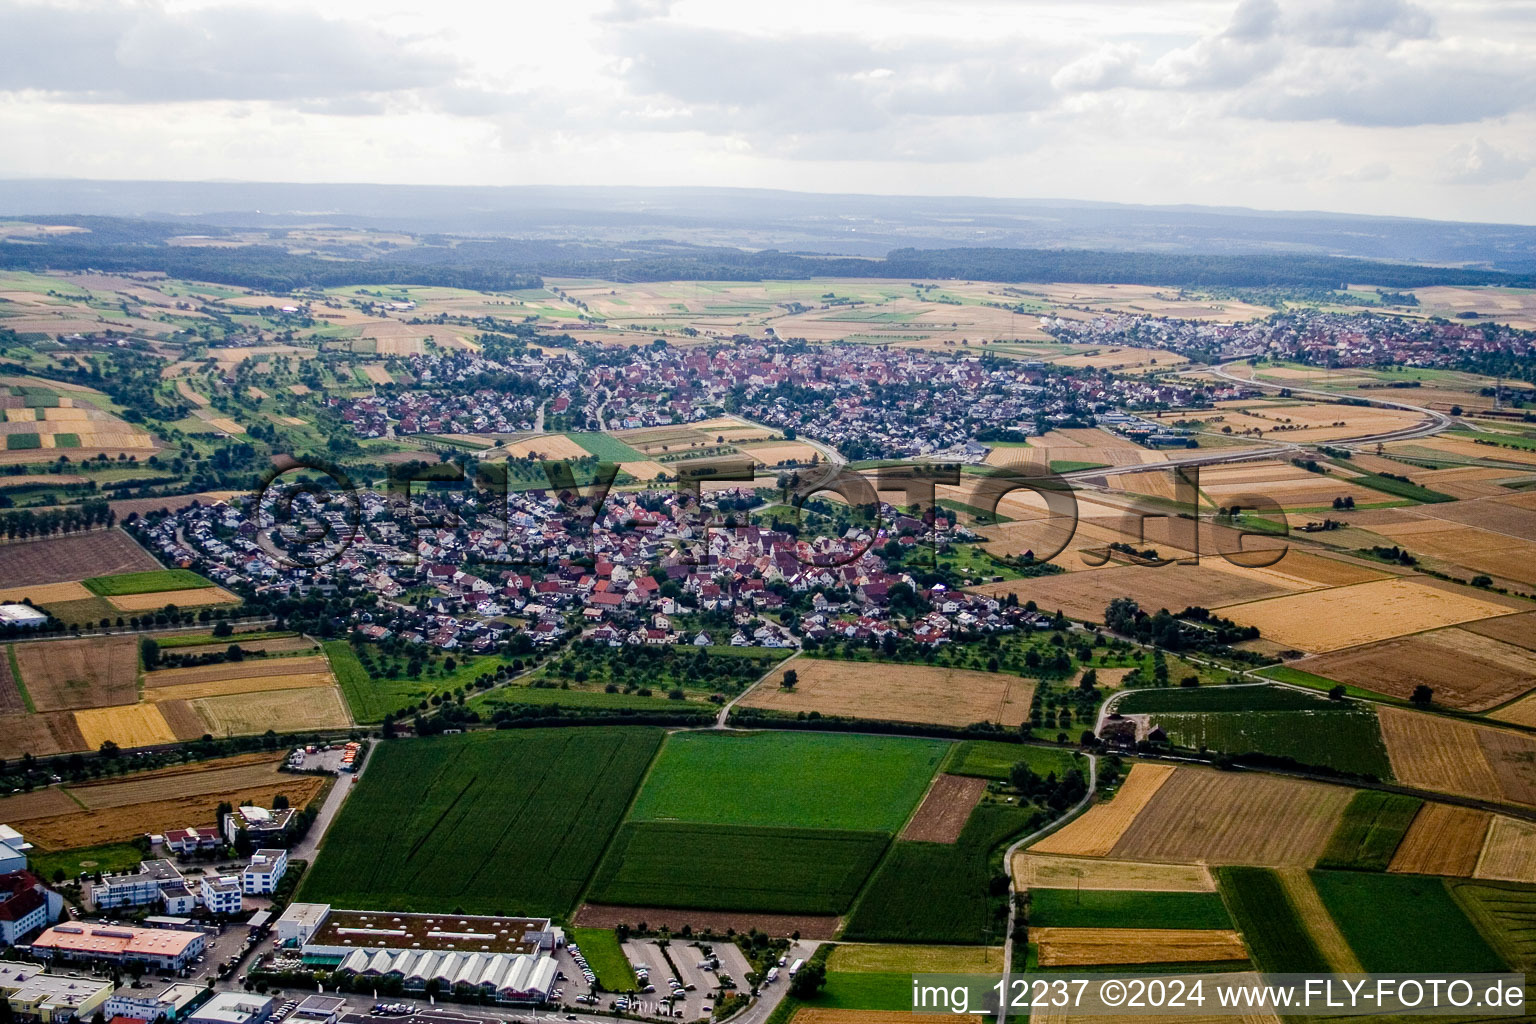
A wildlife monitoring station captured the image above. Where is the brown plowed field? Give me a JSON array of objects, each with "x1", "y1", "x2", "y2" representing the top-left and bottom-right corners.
[
  {"x1": 1377, "y1": 708, "x2": 1503, "y2": 804},
  {"x1": 1031, "y1": 928, "x2": 1247, "y2": 967},
  {"x1": 19, "y1": 774, "x2": 325, "y2": 850},
  {"x1": 1475, "y1": 817, "x2": 1536, "y2": 882},
  {"x1": 0, "y1": 529, "x2": 159, "y2": 587},
  {"x1": 1014, "y1": 853, "x2": 1213, "y2": 892},
  {"x1": 156, "y1": 699, "x2": 208, "y2": 741},
  {"x1": 0, "y1": 711, "x2": 86, "y2": 759},
  {"x1": 573, "y1": 903, "x2": 840, "y2": 939},
  {"x1": 69, "y1": 755, "x2": 288, "y2": 809},
  {"x1": 145, "y1": 655, "x2": 332, "y2": 687},
  {"x1": 902, "y1": 774, "x2": 987, "y2": 843},
  {"x1": 0, "y1": 787, "x2": 81, "y2": 821},
  {"x1": 14, "y1": 635, "x2": 139, "y2": 711},
  {"x1": 1465, "y1": 611, "x2": 1536, "y2": 652},
  {"x1": 1302, "y1": 628, "x2": 1536, "y2": 711},
  {"x1": 1387, "y1": 803, "x2": 1492, "y2": 877},
  {"x1": 1108, "y1": 768, "x2": 1351, "y2": 866},
  {"x1": 738, "y1": 658, "x2": 1033, "y2": 727},
  {"x1": 1477, "y1": 727, "x2": 1536, "y2": 806},
  {"x1": 1030, "y1": 763, "x2": 1175, "y2": 857}
]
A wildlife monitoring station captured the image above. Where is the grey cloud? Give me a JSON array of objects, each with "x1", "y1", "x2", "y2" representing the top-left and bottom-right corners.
[
  {"x1": 0, "y1": 2, "x2": 459, "y2": 105},
  {"x1": 1291, "y1": 0, "x2": 1434, "y2": 47},
  {"x1": 1225, "y1": 0, "x2": 1281, "y2": 41},
  {"x1": 1240, "y1": 56, "x2": 1536, "y2": 125}
]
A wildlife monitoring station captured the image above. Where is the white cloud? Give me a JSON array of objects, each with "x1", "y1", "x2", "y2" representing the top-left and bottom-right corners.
[{"x1": 1440, "y1": 137, "x2": 1531, "y2": 184}]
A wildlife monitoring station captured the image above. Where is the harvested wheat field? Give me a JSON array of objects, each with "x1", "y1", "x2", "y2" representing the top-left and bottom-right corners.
[
  {"x1": 1220, "y1": 577, "x2": 1518, "y2": 653},
  {"x1": 73, "y1": 703, "x2": 177, "y2": 749},
  {"x1": 741, "y1": 442, "x2": 822, "y2": 466},
  {"x1": 902, "y1": 775, "x2": 987, "y2": 843},
  {"x1": 146, "y1": 655, "x2": 332, "y2": 687},
  {"x1": 146, "y1": 672, "x2": 334, "y2": 703},
  {"x1": 973, "y1": 563, "x2": 1290, "y2": 623},
  {"x1": 14, "y1": 635, "x2": 139, "y2": 712},
  {"x1": 1388, "y1": 803, "x2": 1492, "y2": 877},
  {"x1": 1014, "y1": 853, "x2": 1214, "y2": 892},
  {"x1": 738, "y1": 659, "x2": 1033, "y2": 727},
  {"x1": 1489, "y1": 693, "x2": 1536, "y2": 728},
  {"x1": 19, "y1": 774, "x2": 325, "y2": 850},
  {"x1": 69, "y1": 754, "x2": 291, "y2": 809},
  {"x1": 1475, "y1": 816, "x2": 1536, "y2": 882},
  {"x1": 0, "y1": 787, "x2": 81, "y2": 822},
  {"x1": 1467, "y1": 611, "x2": 1536, "y2": 652},
  {"x1": 0, "y1": 581, "x2": 92, "y2": 604},
  {"x1": 0, "y1": 529, "x2": 159, "y2": 587},
  {"x1": 1376, "y1": 708, "x2": 1502, "y2": 803},
  {"x1": 1109, "y1": 768, "x2": 1351, "y2": 866},
  {"x1": 1302, "y1": 628, "x2": 1536, "y2": 711},
  {"x1": 1030, "y1": 764, "x2": 1175, "y2": 857},
  {"x1": 1476, "y1": 727, "x2": 1536, "y2": 806},
  {"x1": 190, "y1": 686, "x2": 351, "y2": 736},
  {"x1": 619, "y1": 461, "x2": 668, "y2": 480},
  {"x1": 827, "y1": 944, "x2": 1004, "y2": 973},
  {"x1": 0, "y1": 711, "x2": 87, "y2": 759},
  {"x1": 500, "y1": 434, "x2": 589, "y2": 461},
  {"x1": 793, "y1": 1011, "x2": 985, "y2": 1024},
  {"x1": 1032, "y1": 928, "x2": 1248, "y2": 967},
  {"x1": 107, "y1": 585, "x2": 238, "y2": 612}
]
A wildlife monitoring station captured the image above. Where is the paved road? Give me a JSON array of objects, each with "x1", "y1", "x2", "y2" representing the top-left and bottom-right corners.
[
  {"x1": 289, "y1": 743, "x2": 372, "y2": 863},
  {"x1": 1203, "y1": 362, "x2": 1452, "y2": 445}
]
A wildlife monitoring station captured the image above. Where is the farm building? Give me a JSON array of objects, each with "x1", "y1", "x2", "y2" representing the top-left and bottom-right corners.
[
  {"x1": 0, "y1": 962, "x2": 113, "y2": 1024},
  {"x1": 0, "y1": 604, "x2": 48, "y2": 629},
  {"x1": 30, "y1": 923, "x2": 206, "y2": 971},
  {"x1": 0, "y1": 871, "x2": 63, "y2": 946}
]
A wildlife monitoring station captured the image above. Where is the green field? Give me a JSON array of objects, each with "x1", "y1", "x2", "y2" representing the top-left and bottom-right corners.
[
  {"x1": 1448, "y1": 880, "x2": 1536, "y2": 970},
  {"x1": 568, "y1": 927, "x2": 637, "y2": 991},
  {"x1": 627, "y1": 731, "x2": 946, "y2": 832},
  {"x1": 568, "y1": 432, "x2": 646, "y2": 462},
  {"x1": 1311, "y1": 870, "x2": 1505, "y2": 972},
  {"x1": 943, "y1": 740, "x2": 1081, "y2": 782},
  {"x1": 5, "y1": 433, "x2": 41, "y2": 451},
  {"x1": 1114, "y1": 685, "x2": 1342, "y2": 713},
  {"x1": 1028, "y1": 889, "x2": 1233, "y2": 930},
  {"x1": 588, "y1": 822, "x2": 888, "y2": 914},
  {"x1": 1316, "y1": 792, "x2": 1421, "y2": 871},
  {"x1": 1215, "y1": 867, "x2": 1329, "y2": 973},
  {"x1": 83, "y1": 569, "x2": 215, "y2": 596},
  {"x1": 1348, "y1": 470, "x2": 1456, "y2": 504},
  {"x1": 29, "y1": 842, "x2": 146, "y2": 880},
  {"x1": 843, "y1": 804, "x2": 1040, "y2": 945},
  {"x1": 298, "y1": 728, "x2": 663, "y2": 917},
  {"x1": 1150, "y1": 708, "x2": 1392, "y2": 778},
  {"x1": 794, "y1": 972, "x2": 911, "y2": 1011}
]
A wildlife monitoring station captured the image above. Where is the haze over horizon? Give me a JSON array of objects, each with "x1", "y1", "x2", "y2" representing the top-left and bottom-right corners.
[{"x1": 3, "y1": 0, "x2": 1535, "y2": 225}]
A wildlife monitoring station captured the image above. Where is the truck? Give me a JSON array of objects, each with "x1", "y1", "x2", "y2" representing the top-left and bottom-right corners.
[
  {"x1": 765, "y1": 968, "x2": 779, "y2": 984},
  {"x1": 788, "y1": 958, "x2": 805, "y2": 978}
]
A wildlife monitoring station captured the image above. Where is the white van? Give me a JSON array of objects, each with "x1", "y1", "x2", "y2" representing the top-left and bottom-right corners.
[{"x1": 765, "y1": 968, "x2": 779, "y2": 984}]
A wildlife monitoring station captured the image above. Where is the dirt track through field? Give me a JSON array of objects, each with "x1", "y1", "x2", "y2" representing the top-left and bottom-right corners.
[
  {"x1": 901, "y1": 774, "x2": 986, "y2": 843},
  {"x1": 1275, "y1": 868, "x2": 1363, "y2": 973}
]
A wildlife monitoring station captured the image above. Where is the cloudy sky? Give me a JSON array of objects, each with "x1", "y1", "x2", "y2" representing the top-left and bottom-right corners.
[{"x1": 2, "y1": 0, "x2": 1535, "y2": 223}]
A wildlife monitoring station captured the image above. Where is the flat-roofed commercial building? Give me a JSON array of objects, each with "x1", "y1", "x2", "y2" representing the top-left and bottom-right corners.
[
  {"x1": 240, "y1": 850, "x2": 287, "y2": 895},
  {"x1": 104, "y1": 982, "x2": 209, "y2": 1023},
  {"x1": 31, "y1": 923, "x2": 206, "y2": 971},
  {"x1": 0, "y1": 962, "x2": 113, "y2": 1023},
  {"x1": 184, "y1": 994, "x2": 274, "y2": 1024}
]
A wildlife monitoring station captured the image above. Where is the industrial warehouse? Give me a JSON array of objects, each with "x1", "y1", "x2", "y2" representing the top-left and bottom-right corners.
[{"x1": 274, "y1": 904, "x2": 559, "y2": 1004}]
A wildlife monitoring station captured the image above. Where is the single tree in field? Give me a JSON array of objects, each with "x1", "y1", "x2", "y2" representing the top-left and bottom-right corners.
[
  {"x1": 140, "y1": 637, "x2": 160, "y2": 669},
  {"x1": 782, "y1": 669, "x2": 798, "y2": 690},
  {"x1": 1410, "y1": 685, "x2": 1434, "y2": 707}
]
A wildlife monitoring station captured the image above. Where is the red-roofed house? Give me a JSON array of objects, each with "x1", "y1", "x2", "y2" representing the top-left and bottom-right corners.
[{"x1": 0, "y1": 871, "x2": 59, "y2": 945}]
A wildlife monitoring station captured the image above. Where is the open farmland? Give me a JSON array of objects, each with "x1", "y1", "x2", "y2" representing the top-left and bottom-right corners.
[
  {"x1": 1031, "y1": 928, "x2": 1247, "y2": 967},
  {"x1": 826, "y1": 945, "x2": 1004, "y2": 973},
  {"x1": 0, "y1": 581, "x2": 93, "y2": 605},
  {"x1": 1273, "y1": 868, "x2": 1364, "y2": 973},
  {"x1": 0, "y1": 646, "x2": 26, "y2": 714},
  {"x1": 13, "y1": 635, "x2": 138, "y2": 711},
  {"x1": 1029, "y1": 763, "x2": 1175, "y2": 857},
  {"x1": 1376, "y1": 708, "x2": 1536, "y2": 806},
  {"x1": 299, "y1": 728, "x2": 663, "y2": 917},
  {"x1": 1447, "y1": 880, "x2": 1536, "y2": 970},
  {"x1": 1220, "y1": 577, "x2": 1522, "y2": 653},
  {"x1": 1476, "y1": 817, "x2": 1536, "y2": 882},
  {"x1": 1388, "y1": 803, "x2": 1492, "y2": 877},
  {"x1": 0, "y1": 530, "x2": 160, "y2": 587},
  {"x1": 1146, "y1": 708, "x2": 1392, "y2": 778},
  {"x1": 589, "y1": 822, "x2": 887, "y2": 914},
  {"x1": 0, "y1": 711, "x2": 87, "y2": 759},
  {"x1": 146, "y1": 655, "x2": 333, "y2": 688},
  {"x1": 1028, "y1": 888, "x2": 1233, "y2": 930},
  {"x1": 573, "y1": 903, "x2": 840, "y2": 939},
  {"x1": 1316, "y1": 792, "x2": 1421, "y2": 871},
  {"x1": 1214, "y1": 867, "x2": 1329, "y2": 973},
  {"x1": 1301, "y1": 628, "x2": 1536, "y2": 711},
  {"x1": 901, "y1": 774, "x2": 987, "y2": 842},
  {"x1": 627, "y1": 731, "x2": 945, "y2": 832},
  {"x1": 72, "y1": 703, "x2": 176, "y2": 748},
  {"x1": 1311, "y1": 871, "x2": 1505, "y2": 972},
  {"x1": 1015, "y1": 854, "x2": 1214, "y2": 893},
  {"x1": 944, "y1": 740, "x2": 1081, "y2": 782},
  {"x1": 82, "y1": 568, "x2": 213, "y2": 596},
  {"x1": 971, "y1": 562, "x2": 1292, "y2": 623},
  {"x1": 1108, "y1": 768, "x2": 1352, "y2": 866},
  {"x1": 190, "y1": 686, "x2": 351, "y2": 736},
  {"x1": 738, "y1": 659, "x2": 1034, "y2": 727},
  {"x1": 107, "y1": 586, "x2": 238, "y2": 612}
]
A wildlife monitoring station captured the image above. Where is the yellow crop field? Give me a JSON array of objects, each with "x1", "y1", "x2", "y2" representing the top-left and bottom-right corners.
[
  {"x1": 190, "y1": 685, "x2": 351, "y2": 736},
  {"x1": 1475, "y1": 817, "x2": 1536, "y2": 882},
  {"x1": 73, "y1": 703, "x2": 178, "y2": 749},
  {"x1": 146, "y1": 655, "x2": 333, "y2": 687},
  {"x1": 144, "y1": 671, "x2": 336, "y2": 703},
  {"x1": 107, "y1": 586, "x2": 239, "y2": 612},
  {"x1": 741, "y1": 442, "x2": 822, "y2": 465},
  {"x1": 1109, "y1": 768, "x2": 1351, "y2": 866},
  {"x1": 501, "y1": 434, "x2": 589, "y2": 460},
  {"x1": 1031, "y1": 928, "x2": 1247, "y2": 967},
  {"x1": 1220, "y1": 577, "x2": 1519, "y2": 653},
  {"x1": 1275, "y1": 868, "x2": 1363, "y2": 973},
  {"x1": 1030, "y1": 764, "x2": 1175, "y2": 857},
  {"x1": 827, "y1": 945, "x2": 1004, "y2": 973},
  {"x1": 738, "y1": 658, "x2": 1034, "y2": 727},
  {"x1": 1014, "y1": 853, "x2": 1214, "y2": 892},
  {"x1": 0, "y1": 581, "x2": 92, "y2": 604},
  {"x1": 1387, "y1": 803, "x2": 1491, "y2": 877},
  {"x1": 1376, "y1": 707, "x2": 1501, "y2": 803}
]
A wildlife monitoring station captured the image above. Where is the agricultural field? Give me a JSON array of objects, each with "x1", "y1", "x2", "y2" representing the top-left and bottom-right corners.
[
  {"x1": 626, "y1": 731, "x2": 946, "y2": 832},
  {"x1": 11, "y1": 635, "x2": 138, "y2": 711},
  {"x1": 1112, "y1": 685, "x2": 1341, "y2": 714},
  {"x1": 1300, "y1": 627, "x2": 1536, "y2": 711},
  {"x1": 1310, "y1": 870, "x2": 1506, "y2": 972},
  {"x1": 1145, "y1": 708, "x2": 1393, "y2": 778},
  {"x1": 825, "y1": 945, "x2": 1004, "y2": 973},
  {"x1": 1029, "y1": 763, "x2": 1176, "y2": 858},
  {"x1": 1216, "y1": 866, "x2": 1333, "y2": 974},
  {"x1": 0, "y1": 379, "x2": 157, "y2": 460},
  {"x1": 1014, "y1": 854, "x2": 1214, "y2": 893},
  {"x1": 1027, "y1": 889, "x2": 1233, "y2": 930},
  {"x1": 943, "y1": 740, "x2": 1082, "y2": 782},
  {"x1": 82, "y1": 568, "x2": 213, "y2": 596},
  {"x1": 588, "y1": 823, "x2": 888, "y2": 914},
  {"x1": 1447, "y1": 880, "x2": 1536, "y2": 970},
  {"x1": 1315, "y1": 791, "x2": 1421, "y2": 871},
  {"x1": 299, "y1": 728, "x2": 665, "y2": 917},
  {"x1": 1376, "y1": 708, "x2": 1536, "y2": 807},
  {"x1": 0, "y1": 529, "x2": 160, "y2": 588},
  {"x1": 1387, "y1": 803, "x2": 1492, "y2": 877},
  {"x1": 1030, "y1": 928, "x2": 1248, "y2": 968},
  {"x1": 737, "y1": 658, "x2": 1034, "y2": 727},
  {"x1": 901, "y1": 775, "x2": 987, "y2": 842},
  {"x1": 1476, "y1": 817, "x2": 1536, "y2": 882}
]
